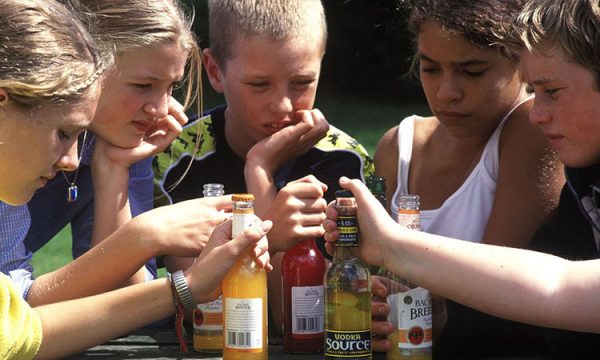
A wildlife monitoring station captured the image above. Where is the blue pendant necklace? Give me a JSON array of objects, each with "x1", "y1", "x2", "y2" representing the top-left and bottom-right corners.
[{"x1": 61, "y1": 131, "x2": 88, "y2": 202}]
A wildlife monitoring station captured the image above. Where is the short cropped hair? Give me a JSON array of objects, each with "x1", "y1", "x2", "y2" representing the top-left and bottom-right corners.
[
  {"x1": 207, "y1": 0, "x2": 327, "y2": 69},
  {"x1": 511, "y1": 0, "x2": 600, "y2": 88}
]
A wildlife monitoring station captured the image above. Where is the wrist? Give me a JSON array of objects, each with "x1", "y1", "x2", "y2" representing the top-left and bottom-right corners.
[{"x1": 168, "y1": 270, "x2": 196, "y2": 311}]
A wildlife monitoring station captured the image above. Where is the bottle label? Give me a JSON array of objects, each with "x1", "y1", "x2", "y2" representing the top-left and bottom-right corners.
[
  {"x1": 291, "y1": 285, "x2": 324, "y2": 337},
  {"x1": 324, "y1": 329, "x2": 372, "y2": 357},
  {"x1": 397, "y1": 210, "x2": 421, "y2": 231},
  {"x1": 224, "y1": 298, "x2": 263, "y2": 351},
  {"x1": 389, "y1": 287, "x2": 433, "y2": 349},
  {"x1": 232, "y1": 212, "x2": 254, "y2": 238},
  {"x1": 336, "y1": 215, "x2": 359, "y2": 247},
  {"x1": 194, "y1": 295, "x2": 223, "y2": 331}
]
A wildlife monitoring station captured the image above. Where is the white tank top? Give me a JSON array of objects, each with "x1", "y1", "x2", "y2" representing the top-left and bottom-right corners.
[{"x1": 390, "y1": 96, "x2": 533, "y2": 243}]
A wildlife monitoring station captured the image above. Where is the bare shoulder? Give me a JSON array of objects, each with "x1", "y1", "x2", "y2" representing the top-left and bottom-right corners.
[
  {"x1": 500, "y1": 100, "x2": 545, "y2": 151},
  {"x1": 374, "y1": 125, "x2": 399, "y2": 170}
]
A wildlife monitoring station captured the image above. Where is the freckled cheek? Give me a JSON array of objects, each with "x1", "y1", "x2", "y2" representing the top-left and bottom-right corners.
[{"x1": 293, "y1": 91, "x2": 317, "y2": 110}]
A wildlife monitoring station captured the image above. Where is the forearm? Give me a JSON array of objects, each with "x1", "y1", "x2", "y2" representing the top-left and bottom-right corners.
[
  {"x1": 388, "y1": 228, "x2": 600, "y2": 332},
  {"x1": 35, "y1": 278, "x2": 173, "y2": 359},
  {"x1": 244, "y1": 159, "x2": 277, "y2": 217},
  {"x1": 27, "y1": 222, "x2": 154, "y2": 306},
  {"x1": 91, "y1": 157, "x2": 132, "y2": 246}
]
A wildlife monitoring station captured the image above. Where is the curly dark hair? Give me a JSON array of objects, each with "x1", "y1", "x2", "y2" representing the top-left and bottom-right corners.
[{"x1": 400, "y1": 0, "x2": 526, "y2": 61}]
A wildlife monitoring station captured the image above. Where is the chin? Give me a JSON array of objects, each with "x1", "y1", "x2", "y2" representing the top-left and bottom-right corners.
[{"x1": 2, "y1": 191, "x2": 34, "y2": 206}]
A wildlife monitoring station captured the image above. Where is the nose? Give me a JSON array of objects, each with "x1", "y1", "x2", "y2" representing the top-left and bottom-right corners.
[
  {"x1": 269, "y1": 89, "x2": 294, "y2": 115},
  {"x1": 142, "y1": 93, "x2": 169, "y2": 120},
  {"x1": 56, "y1": 140, "x2": 80, "y2": 172},
  {"x1": 529, "y1": 99, "x2": 552, "y2": 126},
  {"x1": 436, "y1": 75, "x2": 463, "y2": 103}
]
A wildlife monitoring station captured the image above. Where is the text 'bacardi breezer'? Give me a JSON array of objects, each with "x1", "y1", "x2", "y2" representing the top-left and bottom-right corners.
[{"x1": 387, "y1": 194, "x2": 432, "y2": 360}]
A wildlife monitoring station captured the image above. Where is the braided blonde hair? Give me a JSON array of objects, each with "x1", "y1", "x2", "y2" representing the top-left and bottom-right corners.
[{"x1": 0, "y1": 0, "x2": 106, "y2": 108}]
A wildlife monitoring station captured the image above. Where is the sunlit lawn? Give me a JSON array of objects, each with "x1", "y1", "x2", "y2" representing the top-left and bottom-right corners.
[{"x1": 31, "y1": 94, "x2": 429, "y2": 277}]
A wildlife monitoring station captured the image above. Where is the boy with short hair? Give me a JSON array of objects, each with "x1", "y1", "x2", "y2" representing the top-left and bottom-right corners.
[{"x1": 153, "y1": 0, "x2": 373, "y2": 332}]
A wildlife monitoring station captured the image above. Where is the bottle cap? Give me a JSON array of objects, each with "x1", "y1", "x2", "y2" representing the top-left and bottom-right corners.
[{"x1": 232, "y1": 193, "x2": 255, "y2": 202}]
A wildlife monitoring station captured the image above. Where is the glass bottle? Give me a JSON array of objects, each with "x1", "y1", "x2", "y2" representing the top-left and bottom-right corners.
[
  {"x1": 281, "y1": 237, "x2": 326, "y2": 353},
  {"x1": 193, "y1": 184, "x2": 226, "y2": 352},
  {"x1": 386, "y1": 195, "x2": 432, "y2": 360},
  {"x1": 222, "y1": 194, "x2": 268, "y2": 360},
  {"x1": 324, "y1": 190, "x2": 372, "y2": 359}
]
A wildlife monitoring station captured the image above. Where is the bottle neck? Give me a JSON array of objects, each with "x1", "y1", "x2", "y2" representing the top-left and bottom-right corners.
[{"x1": 333, "y1": 245, "x2": 360, "y2": 260}]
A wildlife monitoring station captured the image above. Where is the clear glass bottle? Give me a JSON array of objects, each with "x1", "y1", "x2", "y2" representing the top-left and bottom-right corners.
[
  {"x1": 324, "y1": 190, "x2": 372, "y2": 359},
  {"x1": 386, "y1": 195, "x2": 432, "y2": 360},
  {"x1": 222, "y1": 194, "x2": 268, "y2": 360},
  {"x1": 193, "y1": 184, "x2": 226, "y2": 352},
  {"x1": 281, "y1": 237, "x2": 326, "y2": 353}
]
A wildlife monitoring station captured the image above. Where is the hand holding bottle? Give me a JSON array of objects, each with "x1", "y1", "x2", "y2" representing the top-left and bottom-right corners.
[
  {"x1": 371, "y1": 275, "x2": 394, "y2": 352},
  {"x1": 263, "y1": 175, "x2": 328, "y2": 254},
  {"x1": 186, "y1": 219, "x2": 273, "y2": 305},
  {"x1": 323, "y1": 177, "x2": 398, "y2": 268}
]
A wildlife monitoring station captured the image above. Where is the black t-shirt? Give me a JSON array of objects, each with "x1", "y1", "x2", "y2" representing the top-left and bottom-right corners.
[{"x1": 530, "y1": 165, "x2": 600, "y2": 359}]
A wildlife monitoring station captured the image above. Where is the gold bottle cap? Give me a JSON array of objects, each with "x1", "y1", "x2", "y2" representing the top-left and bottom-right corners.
[{"x1": 232, "y1": 193, "x2": 255, "y2": 202}]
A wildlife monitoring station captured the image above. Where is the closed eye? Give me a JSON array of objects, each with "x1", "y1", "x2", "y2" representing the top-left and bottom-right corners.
[{"x1": 58, "y1": 130, "x2": 72, "y2": 141}]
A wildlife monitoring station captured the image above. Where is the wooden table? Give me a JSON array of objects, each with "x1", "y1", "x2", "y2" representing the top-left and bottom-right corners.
[
  {"x1": 66, "y1": 329, "x2": 550, "y2": 359},
  {"x1": 66, "y1": 329, "x2": 387, "y2": 359}
]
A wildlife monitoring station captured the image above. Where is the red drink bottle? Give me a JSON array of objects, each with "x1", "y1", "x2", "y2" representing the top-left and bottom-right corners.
[{"x1": 282, "y1": 238, "x2": 326, "y2": 353}]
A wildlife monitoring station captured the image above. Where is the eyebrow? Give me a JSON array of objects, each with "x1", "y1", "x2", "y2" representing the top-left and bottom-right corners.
[
  {"x1": 419, "y1": 53, "x2": 490, "y2": 66},
  {"x1": 529, "y1": 78, "x2": 554, "y2": 86},
  {"x1": 133, "y1": 75, "x2": 185, "y2": 82}
]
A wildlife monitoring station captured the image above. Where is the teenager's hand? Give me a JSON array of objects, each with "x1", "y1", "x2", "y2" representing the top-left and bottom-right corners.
[
  {"x1": 187, "y1": 219, "x2": 272, "y2": 304},
  {"x1": 246, "y1": 109, "x2": 329, "y2": 176},
  {"x1": 263, "y1": 175, "x2": 328, "y2": 254},
  {"x1": 371, "y1": 275, "x2": 393, "y2": 352},
  {"x1": 133, "y1": 196, "x2": 232, "y2": 257},
  {"x1": 323, "y1": 177, "x2": 397, "y2": 268},
  {"x1": 94, "y1": 96, "x2": 188, "y2": 169}
]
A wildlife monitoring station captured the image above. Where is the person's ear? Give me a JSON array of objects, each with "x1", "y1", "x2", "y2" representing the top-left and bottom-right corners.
[
  {"x1": 0, "y1": 88, "x2": 8, "y2": 102},
  {"x1": 202, "y1": 48, "x2": 225, "y2": 94}
]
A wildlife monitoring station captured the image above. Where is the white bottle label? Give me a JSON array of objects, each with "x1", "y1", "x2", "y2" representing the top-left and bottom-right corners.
[
  {"x1": 194, "y1": 295, "x2": 223, "y2": 331},
  {"x1": 291, "y1": 285, "x2": 324, "y2": 335},
  {"x1": 225, "y1": 298, "x2": 263, "y2": 349},
  {"x1": 232, "y1": 212, "x2": 253, "y2": 237},
  {"x1": 389, "y1": 287, "x2": 433, "y2": 349}
]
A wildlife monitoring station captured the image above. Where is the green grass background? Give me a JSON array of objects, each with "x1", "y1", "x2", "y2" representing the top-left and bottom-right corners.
[{"x1": 31, "y1": 95, "x2": 429, "y2": 277}]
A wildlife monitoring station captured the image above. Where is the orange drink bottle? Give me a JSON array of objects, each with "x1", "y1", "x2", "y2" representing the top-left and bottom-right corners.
[
  {"x1": 222, "y1": 194, "x2": 268, "y2": 360},
  {"x1": 387, "y1": 194, "x2": 432, "y2": 360}
]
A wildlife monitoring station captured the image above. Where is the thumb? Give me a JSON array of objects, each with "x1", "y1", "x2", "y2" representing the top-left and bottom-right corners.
[{"x1": 339, "y1": 176, "x2": 387, "y2": 217}]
